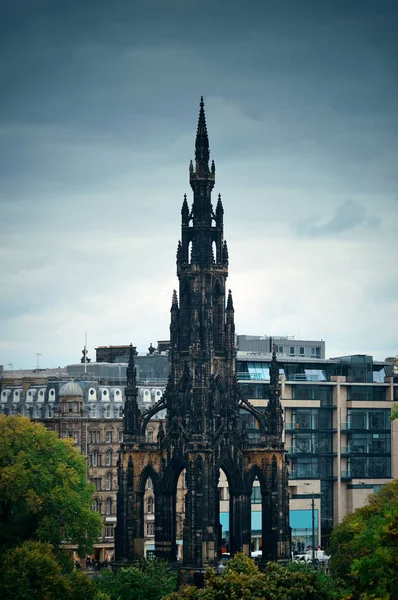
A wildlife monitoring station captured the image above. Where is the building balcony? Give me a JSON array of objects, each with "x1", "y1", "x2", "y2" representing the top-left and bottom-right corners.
[{"x1": 286, "y1": 447, "x2": 336, "y2": 457}]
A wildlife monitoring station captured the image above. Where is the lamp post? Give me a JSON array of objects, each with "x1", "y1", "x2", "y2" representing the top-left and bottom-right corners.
[
  {"x1": 304, "y1": 484, "x2": 318, "y2": 564},
  {"x1": 311, "y1": 493, "x2": 315, "y2": 564}
]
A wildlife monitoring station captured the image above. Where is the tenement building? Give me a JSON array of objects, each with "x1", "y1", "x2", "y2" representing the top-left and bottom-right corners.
[{"x1": 114, "y1": 97, "x2": 291, "y2": 571}]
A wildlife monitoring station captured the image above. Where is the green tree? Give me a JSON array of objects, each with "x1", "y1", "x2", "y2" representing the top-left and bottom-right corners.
[
  {"x1": 0, "y1": 415, "x2": 102, "y2": 555},
  {"x1": 95, "y1": 557, "x2": 177, "y2": 600},
  {"x1": 329, "y1": 479, "x2": 398, "y2": 599},
  {"x1": 165, "y1": 553, "x2": 341, "y2": 600},
  {"x1": 0, "y1": 541, "x2": 69, "y2": 600},
  {"x1": 0, "y1": 540, "x2": 109, "y2": 600}
]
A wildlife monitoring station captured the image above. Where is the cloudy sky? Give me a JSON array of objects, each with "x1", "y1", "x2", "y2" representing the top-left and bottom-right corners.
[{"x1": 1, "y1": 0, "x2": 397, "y2": 369}]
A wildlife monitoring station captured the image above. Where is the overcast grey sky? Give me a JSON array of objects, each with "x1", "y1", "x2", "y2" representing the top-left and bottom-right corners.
[{"x1": 1, "y1": 0, "x2": 397, "y2": 368}]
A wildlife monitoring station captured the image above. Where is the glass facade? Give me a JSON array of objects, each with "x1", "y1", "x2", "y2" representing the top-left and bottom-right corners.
[
  {"x1": 292, "y1": 385, "x2": 333, "y2": 403},
  {"x1": 347, "y1": 386, "x2": 386, "y2": 401},
  {"x1": 347, "y1": 409, "x2": 391, "y2": 430}
]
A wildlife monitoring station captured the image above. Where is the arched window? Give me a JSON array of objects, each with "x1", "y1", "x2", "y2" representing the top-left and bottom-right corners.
[
  {"x1": 147, "y1": 429, "x2": 154, "y2": 443},
  {"x1": 106, "y1": 472, "x2": 112, "y2": 491},
  {"x1": 92, "y1": 499, "x2": 98, "y2": 512},
  {"x1": 147, "y1": 496, "x2": 154, "y2": 514},
  {"x1": 92, "y1": 450, "x2": 98, "y2": 467},
  {"x1": 146, "y1": 478, "x2": 153, "y2": 490},
  {"x1": 106, "y1": 449, "x2": 112, "y2": 467},
  {"x1": 105, "y1": 498, "x2": 112, "y2": 515},
  {"x1": 35, "y1": 405, "x2": 41, "y2": 418}
]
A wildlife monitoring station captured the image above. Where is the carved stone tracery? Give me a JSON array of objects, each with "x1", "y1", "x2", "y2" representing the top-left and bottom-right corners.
[{"x1": 115, "y1": 98, "x2": 291, "y2": 568}]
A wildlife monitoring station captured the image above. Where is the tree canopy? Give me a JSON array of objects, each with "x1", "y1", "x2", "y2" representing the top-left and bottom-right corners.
[
  {"x1": 0, "y1": 415, "x2": 101, "y2": 555},
  {"x1": 94, "y1": 557, "x2": 178, "y2": 600},
  {"x1": 329, "y1": 479, "x2": 398, "y2": 600},
  {"x1": 165, "y1": 553, "x2": 339, "y2": 600}
]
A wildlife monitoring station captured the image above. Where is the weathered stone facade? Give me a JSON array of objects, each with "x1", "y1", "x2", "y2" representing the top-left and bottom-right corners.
[{"x1": 115, "y1": 98, "x2": 291, "y2": 568}]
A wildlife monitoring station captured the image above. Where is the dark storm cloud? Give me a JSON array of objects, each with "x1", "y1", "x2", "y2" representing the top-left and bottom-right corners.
[{"x1": 0, "y1": 0, "x2": 397, "y2": 366}]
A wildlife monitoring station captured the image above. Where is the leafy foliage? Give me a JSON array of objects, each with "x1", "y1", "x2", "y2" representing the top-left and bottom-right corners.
[
  {"x1": 165, "y1": 553, "x2": 341, "y2": 600},
  {"x1": 94, "y1": 557, "x2": 177, "y2": 600},
  {"x1": 0, "y1": 541, "x2": 68, "y2": 600},
  {"x1": 329, "y1": 479, "x2": 398, "y2": 599},
  {"x1": 0, "y1": 541, "x2": 110, "y2": 600},
  {"x1": 0, "y1": 415, "x2": 102, "y2": 555}
]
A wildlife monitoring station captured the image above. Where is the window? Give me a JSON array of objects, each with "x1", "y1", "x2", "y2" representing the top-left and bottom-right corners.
[
  {"x1": 251, "y1": 487, "x2": 261, "y2": 504},
  {"x1": 293, "y1": 386, "x2": 333, "y2": 403},
  {"x1": 92, "y1": 450, "x2": 99, "y2": 467},
  {"x1": 239, "y1": 383, "x2": 269, "y2": 400},
  {"x1": 146, "y1": 478, "x2": 153, "y2": 490},
  {"x1": 106, "y1": 449, "x2": 112, "y2": 466},
  {"x1": 118, "y1": 431, "x2": 124, "y2": 442},
  {"x1": 290, "y1": 347, "x2": 295, "y2": 355},
  {"x1": 105, "y1": 498, "x2": 112, "y2": 515},
  {"x1": 147, "y1": 496, "x2": 154, "y2": 514},
  {"x1": 89, "y1": 431, "x2": 100, "y2": 444},
  {"x1": 92, "y1": 477, "x2": 102, "y2": 491},
  {"x1": 92, "y1": 499, "x2": 101, "y2": 513},
  {"x1": 278, "y1": 346, "x2": 283, "y2": 353},
  {"x1": 347, "y1": 386, "x2": 386, "y2": 401},
  {"x1": 292, "y1": 409, "x2": 318, "y2": 430},
  {"x1": 300, "y1": 347, "x2": 304, "y2": 355},
  {"x1": 106, "y1": 472, "x2": 112, "y2": 491},
  {"x1": 147, "y1": 523, "x2": 155, "y2": 536},
  {"x1": 105, "y1": 405, "x2": 111, "y2": 418},
  {"x1": 291, "y1": 457, "x2": 319, "y2": 478},
  {"x1": 347, "y1": 409, "x2": 390, "y2": 431},
  {"x1": 348, "y1": 457, "x2": 391, "y2": 478},
  {"x1": 347, "y1": 433, "x2": 390, "y2": 454},
  {"x1": 105, "y1": 526, "x2": 114, "y2": 538},
  {"x1": 147, "y1": 429, "x2": 154, "y2": 443},
  {"x1": 106, "y1": 431, "x2": 112, "y2": 443},
  {"x1": 90, "y1": 406, "x2": 97, "y2": 418},
  {"x1": 68, "y1": 402, "x2": 73, "y2": 413}
]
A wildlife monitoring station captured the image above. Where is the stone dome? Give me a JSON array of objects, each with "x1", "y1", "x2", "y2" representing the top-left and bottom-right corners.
[{"x1": 59, "y1": 381, "x2": 83, "y2": 397}]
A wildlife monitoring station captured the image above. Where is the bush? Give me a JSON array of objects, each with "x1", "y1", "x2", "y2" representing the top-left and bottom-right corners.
[
  {"x1": 164, "y1": 554, "x2": 343, "y2": 600},
  {"x1": 95, "y1": 557, "x2": 177, "y2": 600}
]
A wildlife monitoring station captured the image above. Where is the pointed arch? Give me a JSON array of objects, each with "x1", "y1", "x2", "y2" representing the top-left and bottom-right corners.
[
  {"x1": 212, "y1": 277, "x2": 224, "y2": 351},
  {"x1": 218, "y1": 454, "x2": 244, "y2": 496},
  {"x1": 244, "y1": 464, "x2": 268, "y2": 493},
  {"x1": 138, "y1": 464, "x2": 160, "y2": 495},
  {"x1": 162, "y1": 456, "x2": 188, "y2": 494}
]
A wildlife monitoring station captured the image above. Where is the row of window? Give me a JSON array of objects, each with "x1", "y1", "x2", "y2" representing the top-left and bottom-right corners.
[
  {"x1": 346, "y1": 433, "x2": 390, "y2": 454},
  {"x1": 88, "y1": 430, "x2": 122, "y2": 444},
  {"x1": 0, "y1": 405, "x2": 54, "y2": 418},
  {"x1": 289, "y1": 409, "x2": 391, "y2": 431},
  {"x1": 290, "y1": 433, "x2": 333, "y2": 454},
  {"x1": 89, "y1": 451, "x2": 114, "y2": 468},
  {"x1": 90, "y1": 472, "x2": 113, "y2": 490},
  {"x1": 346, "y1": 386, "x2": 387, "y2": 401},
  {"x1": 89, "y1": 405, "x2": 123, "y2": 418},
  {"x1": 92, "y1": 498, "x2": 114, "y2": 515}
]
